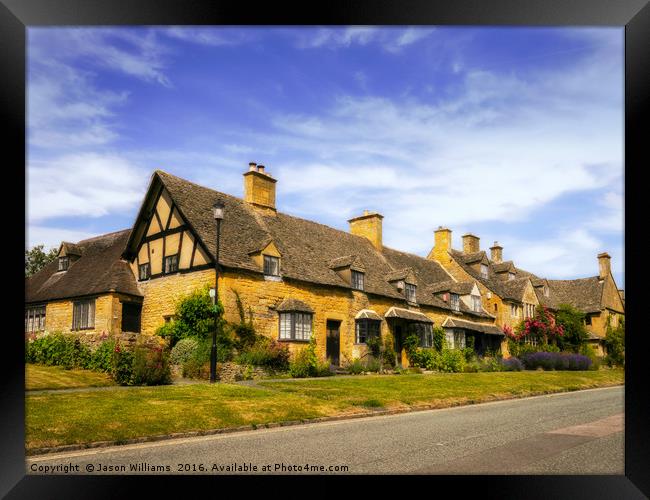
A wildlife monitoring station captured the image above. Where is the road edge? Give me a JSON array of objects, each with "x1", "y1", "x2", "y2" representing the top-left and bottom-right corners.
[{"x1": 25, "y1": 383, "x2": 624, "y2": 458}]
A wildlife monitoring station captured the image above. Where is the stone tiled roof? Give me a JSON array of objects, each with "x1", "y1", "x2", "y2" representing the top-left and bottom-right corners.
[
  {"x1": 492, "y1": 261, "x2": 515, "y2": 273},
  {"x1": 26, "y1": 230, "x2": 141, "y2": 303},
  {"x1": 449, "y1": 249, "x2": 530, "y2": 302},
  {"x1": 385, "y1": 307, "x2": 433, "y2": 323},
  {"x1": 442, "y1": 318, "x2": 504, "y2": 335},
  {"x1": 275, "y1": 298, "x2": 314, "y2": 313},
  {"x1": 149, "y1": 171, "x2": 480, "y2": 312},
  {"x1": 547, "y1": 277, "x2": 604, "y2": 314},
  {"x1": 427, "y1": 280, "x2": 475, "y2": 295}
]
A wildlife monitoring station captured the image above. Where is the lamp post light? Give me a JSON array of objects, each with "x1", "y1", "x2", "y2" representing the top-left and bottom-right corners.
[{"x1": 210, "y1": 201, "x2": 225, "y2": 383}]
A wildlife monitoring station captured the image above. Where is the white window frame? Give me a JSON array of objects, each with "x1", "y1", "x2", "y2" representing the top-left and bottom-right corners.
[
  {"x1": 355, "y1": 319, "x2": 380, "y2": 344},
  {"x1": 471, "y1": 295, "x2": 482, "y2": 312},
  {"x1": 351, "y1": 270, "x2": 365, "y2": 291},
  {"x1": 72, "y1": 299, "x2": 96, "y2": 331},
  {"x1": 445, "y1": 329, "x2": 455, "y2": 349},
  {"x1": 164, "y1": 254, "x2": 179, "y2": 274},
  {"x1": 279, "y1": 311, "x2": 313, "y2": 341},
  {"x1": 480, "y1": 264, "x2": 488, "y2": 279},
  {"x1": 454, "y1": 330, "x2": 466, "y2": 349},
  {"x1": 25, "y1": 306, "x2": 46, "y2": 334},
  {"x1": 263, "y1": 255, "x2": 280, "y2": 276},
  {"x1": 510, "y1": 304, "x2": 519, "y2": 317},
  {"x1": 450, "y1": 293, "x2": 460, "y2": 311},
  {"x1": 405, "y1": 283, "x2": 417, "y2": 303},
  {"x1": 58, "y1": 256, "x2": 69, "y2": 272}
]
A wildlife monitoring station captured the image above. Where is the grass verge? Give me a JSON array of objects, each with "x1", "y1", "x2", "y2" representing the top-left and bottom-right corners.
[
  {"x1": 26, "y1": 364, "x2": 115, "y2": 391},
  {"x1": 26, "y1": 369, "x2": 623, "y2": 451}
]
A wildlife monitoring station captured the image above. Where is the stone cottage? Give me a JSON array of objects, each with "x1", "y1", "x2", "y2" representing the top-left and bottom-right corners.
[
  {"x1": 427, "y1": 228, "x2": 624, "y2": 355},
  {"x1": 25, "y1": 163, "x2": 623, "y2": 363}
]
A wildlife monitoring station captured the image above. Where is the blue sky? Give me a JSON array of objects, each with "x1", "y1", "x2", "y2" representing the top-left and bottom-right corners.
[{"x1": 26, "y1": 26, "x2": 624, "y2": 288}]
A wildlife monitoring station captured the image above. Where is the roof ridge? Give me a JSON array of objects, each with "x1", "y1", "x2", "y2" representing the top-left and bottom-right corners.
[{"x1": 75, "y1": 228, "x2": 131, "y2": 245}]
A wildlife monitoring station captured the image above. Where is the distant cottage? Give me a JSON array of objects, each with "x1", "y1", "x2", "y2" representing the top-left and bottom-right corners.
[{"x1": 25, "y1": 163, "x2": 624, "y2": 364}]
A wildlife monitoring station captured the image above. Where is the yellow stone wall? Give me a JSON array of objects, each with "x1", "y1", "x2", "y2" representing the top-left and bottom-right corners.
[
  {"x1": 44, "y1": 294, "x2": 119, "y2": 335},
  {"x1": 134, "y1": 265, "x2": 480, "y2": 364}
]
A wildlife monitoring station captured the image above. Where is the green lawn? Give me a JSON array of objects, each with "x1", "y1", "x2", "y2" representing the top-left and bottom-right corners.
[
  {"x1": 25, "y1": 369, "x2": 623, "y2": 452},
  {"x1": 26, "y1": 364, "x2": 115, "y2": 391}
]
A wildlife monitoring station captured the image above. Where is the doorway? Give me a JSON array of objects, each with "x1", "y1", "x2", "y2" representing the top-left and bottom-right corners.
[{"x1": 326, "y1": 320, "x2": 341, "y2": 366}]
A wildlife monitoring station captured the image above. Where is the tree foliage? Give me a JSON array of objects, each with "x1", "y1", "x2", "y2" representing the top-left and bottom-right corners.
[
  {"x1": 604, "y1": 316, "x2": 625, "y2": 367},
  {"x1": 554, "y1": 303, "x2": 589, "y2": 352},
  {"x1": 25, "y1": 244, "x2": 58, "y2": 277}
]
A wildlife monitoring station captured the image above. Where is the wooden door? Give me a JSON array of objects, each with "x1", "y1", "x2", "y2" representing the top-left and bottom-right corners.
[{"x1": 326, "y1": 320, "x2": 341, "y2": 366}]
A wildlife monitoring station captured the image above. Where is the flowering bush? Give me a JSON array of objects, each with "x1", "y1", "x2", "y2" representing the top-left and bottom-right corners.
[
  {"x1": 132, "y1": 344, "x2": 172, "y2": 385},
  {"x1": 111, "y1": 342, "x2": 135, "y2": 385},
  {"x1": 234, "y1": 338, "x2": 290, "y2": 371},
  {"x1": 503, "y1": 306, "x2": 564, "y2": 345},
  {"x1": 502, "y1": 357, "x2": 523, "y2": 371},
  {"x1": 521, "y1": 352, "x2": 591, "y2": 371},
  {"x1": 25, "y1": 332, "x2": 92, "y2": 369}
]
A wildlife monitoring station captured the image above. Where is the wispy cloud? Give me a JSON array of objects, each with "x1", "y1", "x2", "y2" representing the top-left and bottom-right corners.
[
  {"x1": 163, "y1": 27, "x2": 252, "y2": 46},
  {"x1": 293, "y1": 26, "x2": 434, "y2": 52}
]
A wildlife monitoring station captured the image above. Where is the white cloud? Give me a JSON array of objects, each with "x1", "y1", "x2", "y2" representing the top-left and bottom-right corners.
[
  {"x1": 26, "y1": 226, "x2": 97, "y2": 251},
  {"x1": 27, "y1": 153, "x2": 148, "y2": 223},
  {"x1": 163, "y1": 27, "x2": 252, "y2": 46},
  {"x1": 293, "y1": 27, "x2": 433, "y2": 52}
]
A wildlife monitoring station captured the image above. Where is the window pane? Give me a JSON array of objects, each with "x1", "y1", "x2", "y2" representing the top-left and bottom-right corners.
[
  {"x1": 445, "y1": 330, "x2": 454, "y2": 349},
  {"x1": 279, "y1": 313, "x2": 291, "y2": 339}
]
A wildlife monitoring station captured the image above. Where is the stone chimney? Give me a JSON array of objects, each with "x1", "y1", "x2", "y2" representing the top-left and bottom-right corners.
[
  {"x1": 490, "y1": 241, "x2": 503, "y2": 264},
  {"x1": 427, "y1": 226, "x2": 452, "y2": 261},
  {"x1": 462, "y1": 233, "x2": 480, "y2": 254},
  {"x1": 348, "y1": 210, "x2": 383, "y2": 251},
  {"x1": 243, "y1": 162, "x2": 277, "y2": 212},
  {"x1": 598, "y1": 252, "x2": 611, "y2": 279}
]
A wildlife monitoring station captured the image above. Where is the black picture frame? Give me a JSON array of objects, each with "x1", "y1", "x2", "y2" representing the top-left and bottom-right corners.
[{"x1": 4, "y1": 0, "x2": 648, "y2": 497}]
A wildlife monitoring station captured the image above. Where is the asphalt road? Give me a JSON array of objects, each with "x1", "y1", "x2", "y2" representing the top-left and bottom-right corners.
[{"x1": 26, "y1": 386, "x2": 624, "y2": 475}]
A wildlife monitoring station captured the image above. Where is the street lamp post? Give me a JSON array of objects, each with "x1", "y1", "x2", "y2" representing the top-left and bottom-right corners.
[{"x1": 210, "y1": 201, "x2": 225, "y2": 383}]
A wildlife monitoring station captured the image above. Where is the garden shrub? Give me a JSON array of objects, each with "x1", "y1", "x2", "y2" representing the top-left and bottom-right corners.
[
  {"x1": 437, "y1": 349, "x2": 466, "y2": 373},
  {"x1": 346, "y1": 357, "x2": 381, "y2": 374},
  {"x1": 86, "y1": 339, "x2": 116, "y2": 373},
  {"x1": 131, "y1": 345, "x2": 172, "y2": 386},
  {"x1": 382, "y1": 336, "x2": 396, "y2": 368},
  {"x1": 234, "y1": 338, "x2": 290, "y2": 371},
  {"x1": 170, "y1": 337, "x2": 199, "y2": 366},
  {"x1": 289, "y1": 337, "x2": 332, "y2": 378},
  {"x1": 111, "y1": 342, "x2": 135, "y2": 385},
  {"x1": 25, "y1": 333, "x2": 92, "y2": 369},
  {"x1": 604, "y1": 318, "x2": 625, "y2": 367},
  {"x1": 181, "y1": 338, "x2": 212, "y2": 379}
]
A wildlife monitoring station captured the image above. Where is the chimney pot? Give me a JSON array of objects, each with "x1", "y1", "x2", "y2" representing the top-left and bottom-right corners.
[
  {"x1": 248, "y1": 162, "x2": 257, "y2": 171},
  {"x1": 257, "y1": 164, "x2": 265, "y2": 173}
]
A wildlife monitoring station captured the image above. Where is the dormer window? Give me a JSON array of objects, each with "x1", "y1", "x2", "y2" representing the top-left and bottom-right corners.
[
  {"x1": 480, "y1": 264, "x2": 488, "y2": 279},
  {"x1": 508, "y1": 272, "x2": 515, "y2": 281},
  {"x1": 472, "y1": 295, "x2": 481, "y2": 312},
  {"x1": 450, "y1": 293, "x2": 460, "y2": 311},
  {"x1": 405, "y1": 283, "x2": 417, "y2": 303},
  {"x1": 58, "y1": 256, "x2": 69, "y2": 272},
  {"x1": 351, "y1": 270, "x2": 364, "y2": 291},
  {"x1": 263, "y1": 255, "x2": 280, "y2": 276}
]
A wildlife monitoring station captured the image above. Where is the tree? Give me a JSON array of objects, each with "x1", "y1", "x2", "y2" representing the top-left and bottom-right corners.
[
  {"x1": 555, "y1": 304, "x2": 589, "y2": 352},
  {"x1": 25, "y1": 244, "x2": 58, "y2": 277}
]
